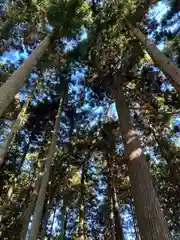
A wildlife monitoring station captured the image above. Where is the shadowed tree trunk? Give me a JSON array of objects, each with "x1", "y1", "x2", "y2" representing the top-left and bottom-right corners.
[
  {"x1": 114, "y1": 73, "x2": 170, "y2": 240},
  {"x1": 126, "y1": 20, "x2": 180, "y2": 91},
  {"x1": 60, "y1": 201, "x2": 68, "y2": 240},
  {"x1": 107, "y1": 154, "x2": 124, "y2": 240},
  {"x1": 0, "y1": 31, "x2": 54, "y2": 119},
  {"x1": 28, "y1": 79, "x2": 68, "y2": 240}
]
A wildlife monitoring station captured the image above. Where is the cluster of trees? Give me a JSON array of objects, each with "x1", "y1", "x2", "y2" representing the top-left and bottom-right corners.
[{"x1": 0, "y1": 0, "x2": 179, "y2": 239}]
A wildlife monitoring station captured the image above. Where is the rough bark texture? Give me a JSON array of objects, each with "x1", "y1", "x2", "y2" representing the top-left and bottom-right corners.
[
  {"x1": 0, "y1": 32, "x2": 53, "y2": 119},
  {"x1": 107, "y1": 154, "x2": 124, "y2": 240},
  {"x1": 126, "y1": 20, "x2": 180, "y2": 92},
  {"x1": 114, "y1": 74, "x2": 170, "y2": 240},
  {"x1": 28, "y1": 81, "x2": 67, "y2": 240}
]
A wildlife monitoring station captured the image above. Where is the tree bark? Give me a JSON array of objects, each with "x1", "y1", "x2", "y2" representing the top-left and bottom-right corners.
[
  {"x1": 19, "y1": 159, "x2": 45, "y2": 240},
  {"x1": 48, "y1": 206, "x2": 56, "y2": 240},
  {"x1": 107, "y1": 154, "x2": 124, "y2": 240},
  {"x1": 126, "y1": 20, "x2": 180, "y2": 92},
  {"x1": 114, "y1": 74, "x2": 170, "y2": 240},
  {"x1": 60, "y1": 201, "x2": 68, "y2": 240},
  {"x1": 0, "y1": 31, "x2": 54, "y2": 119},
  {"x1": 78, "y1": 161, "x2": 86, "y2": 240},
  {"x1": 28, "y1": 80, "x2": 67, "y2": 240},
  {"x1": 0, "y1": 84, "x2": 37, "y2": 167}
]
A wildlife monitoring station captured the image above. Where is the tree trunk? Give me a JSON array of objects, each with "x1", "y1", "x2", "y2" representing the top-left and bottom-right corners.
[
  {"x1": 20, "y1": 161, "x2": 45, "y2": 240},
  {"x1": 129, "y1": 198, "x2": 141, "y2": 240},
  {"x1": 126, "y1": 20, "x2": 180, "y2": 92},
  {"x1": 60, "y1": 202, "x2": 68, "y2": 240},
  {"x1": 40, "y1": 198, "x2": 52, "y2": 240},
  {"x1": 114, "y1": 74, "x2": 170, "y2": 240},
  {"x1": 48, "y1": 206, "x2": 56, "y2": 240},
  {"x1": 28, "y1": 79, "x2": 68, "y2": 240},
  {"x1": 78, "y1": 161, "x2": 86, "y2": 240},
  {"x1": 0, "y1": 31, "x2": 54, "y2": 119},
  {"x1": 109, "y1": 195, "x2": 116, "y2": 240},
  {"x1": 0, "y1": 84, "x2": 37, "y2": 167},
  {"x1": 107, "y1": 154, "x2": 124, "y2": 240},
  {"x1": 135, "y1": 111, "x2": 180, "y2": 185}
]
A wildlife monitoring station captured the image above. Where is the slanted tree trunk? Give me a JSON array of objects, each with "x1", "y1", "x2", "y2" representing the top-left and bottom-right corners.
[
  {"x1": 28, "y1": 79, "x2": 68, "y2": 240},
  {"x1": 0, "y1": 83, "x2": 37, "y2": 167},
  {"x1": 107, "y1": 154, "x2": 124, "y2": 240},
  {"x1": 78, "y1": 161, "x2": 86, "y2": 240},
  {"x1": 135, "y1": 111, "x2": 180, "y2": 185},
  {"x1": 126, "y1": 20, "x2": 180, "y2": 91},
  {"x1": 0, "y1": 31, "x2": 54, "y2": 119},
  {"x1": 114, "y1": 74, "x2": 170, "y2": 240}
]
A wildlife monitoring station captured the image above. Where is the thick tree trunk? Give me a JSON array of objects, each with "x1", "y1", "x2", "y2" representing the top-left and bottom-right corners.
[
  {"x1": 0, "y1": 84, "x2": 37, "y2": 167},
  {"x1": 126, "y1": 20, "x2": 180, "y2": 92},
  {"x1": 28, "y1": 80, "x2": 67, "y2": 240},
  {"x1": 0, "y1": 32, "x2": 54, "y2": 119},
  {"x1": 78, "y1": 161, "x2": 86, "y2": 240},
  {"x1": 114, "y1": 74, "x2": 170, "y2": 240},
  {"x1": 107, "y1": 154, "x2": 124, "y2": 240}
]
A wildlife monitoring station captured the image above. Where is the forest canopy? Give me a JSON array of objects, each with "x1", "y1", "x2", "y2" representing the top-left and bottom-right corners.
[{"x1": 0, "y1": 0, "x2": 179, "y2": 239}]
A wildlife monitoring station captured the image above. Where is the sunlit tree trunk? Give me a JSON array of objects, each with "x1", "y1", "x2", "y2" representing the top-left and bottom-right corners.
[
  {"x1": 0, "y1": 83, "x2": 37, "y2": 167},
  {"x1": 28, "y1": 79, "x2": 68, "y2": 240},
  {"x1": 126, "y1": 20, "x2": 180, "y2": 91},
  {"x1": 0, "y1": 31, "x2": 54, "y2": 119},
  {"x1": 107, "y1": 154, "x2": 124, "y2": 240},
  {"x1": 114, "y1": 74, "x2": 170, "y2": 240}
]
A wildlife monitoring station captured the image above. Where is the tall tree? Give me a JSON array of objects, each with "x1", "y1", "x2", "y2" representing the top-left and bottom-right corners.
[
  {"x1": 126, "y1": 20, "x2": 180, "y2": 91},
  {"x1": 107, "y1": 153, "x2": 124, "y2": 240},
  {"x1": 114, "y1": 74, "x2": 170, "y2": 239},
  {"x1": 28, "y1": 78, "x2": 68, "y2": 240},
  {"x1": 0, "y1": 82, "x2": 37, "y2": 167}
]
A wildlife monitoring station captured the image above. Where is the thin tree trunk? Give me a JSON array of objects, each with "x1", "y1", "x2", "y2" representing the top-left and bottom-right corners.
[
  {"x1": 48, "y1": 206, "x2": 56, "y2": 240},
  {"x1": 135, "y1": 111, "x2": 180, "y2": 185},
  {"x1": 0, "y1": 84, "x2": 37, "y2": 167},
  {"x1": 107, "y1": 154, "x2": 124, "y2": 240},
  {"x1": 40, "y1": 198, "x2": 51, "y2": 240},
  {"x1": 114, "y1": 74, "x2": 170, "y2": 240},
  {"x1": 129, "y1": 198, "x2": 141, "y2": 240},
  {"x1": 126, "y1": 20, "x2": 180, "y2": 92},
  {"x1": 110, "y1": 195, "x2": 116, "y2": 240},
  {"x1": 0, "y1": 31, "x2": 54, "y2": 119},
  {"x1": 20, "y1": 160, "x2": 45, "y2": 240},
  {"x1": 60, "y1": 202, "x2": 68, "y2": 240},
  {"x1": 78, "y1": 161, "x2": 86, "y2": 240},
  {"x1": 28, "y1": 80, "x2": 68, "y2": 240}
]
